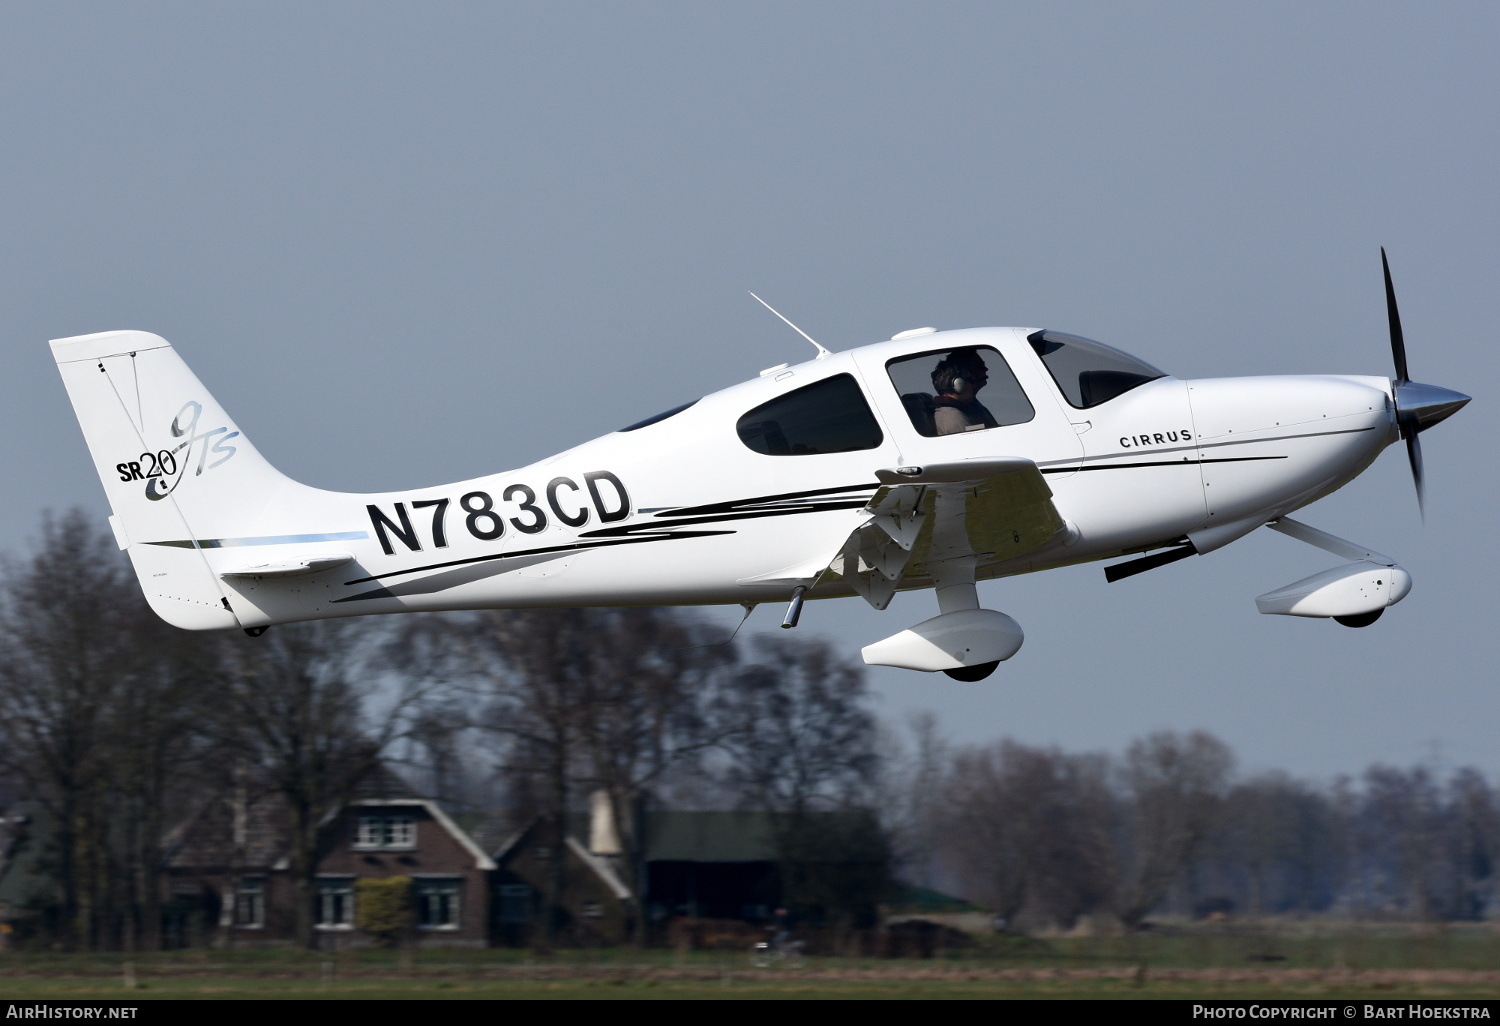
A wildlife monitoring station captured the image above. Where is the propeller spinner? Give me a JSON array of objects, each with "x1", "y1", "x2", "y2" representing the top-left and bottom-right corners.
[{"x1": 1381, "y1": 247, "x2": 1470, "y2": 518}]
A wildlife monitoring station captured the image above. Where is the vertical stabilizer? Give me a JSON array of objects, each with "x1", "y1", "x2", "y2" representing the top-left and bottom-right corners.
[{"x1": 51, "y1": 331, "x2": 311, "y2": 630}]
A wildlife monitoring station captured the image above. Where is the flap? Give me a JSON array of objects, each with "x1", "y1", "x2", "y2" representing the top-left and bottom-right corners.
[
  {"x1": 887, "y1": 459, "x2": 1065, "y2": 574},
  {"x1": 827, "y1": 458, "x2": 1067, "y2": 609}
]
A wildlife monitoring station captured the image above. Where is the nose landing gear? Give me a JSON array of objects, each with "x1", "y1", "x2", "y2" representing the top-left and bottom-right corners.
[
  {"x1": 1334, "y1": 609, "x2": 1383, "y2": 629},
  {"x1": 945, "y1": 660, "x2": 1000, "y2": 682}
]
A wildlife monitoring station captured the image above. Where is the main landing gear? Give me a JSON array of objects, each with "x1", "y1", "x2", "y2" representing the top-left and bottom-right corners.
[{"x1": 860, "y1": 556, "x2": 1024, "y2": 682}]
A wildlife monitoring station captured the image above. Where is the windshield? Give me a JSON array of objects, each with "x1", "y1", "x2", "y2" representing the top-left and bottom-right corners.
[{"x1": 1027, "y1": 330, "x2": 1166, "y2": 409}]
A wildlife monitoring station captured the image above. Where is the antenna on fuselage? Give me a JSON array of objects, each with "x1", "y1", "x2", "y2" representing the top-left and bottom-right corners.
[{"x1": 748, "y1": 292, "x2": 832, "y2": 360}]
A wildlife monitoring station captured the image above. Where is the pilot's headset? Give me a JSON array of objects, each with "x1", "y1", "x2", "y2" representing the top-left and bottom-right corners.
[
  {"x1": 948, "y1": 350, "x2": 987, "y2": 394},
  {"x1": 935, "y1": 354, "x2": 972, "y2": 395}
]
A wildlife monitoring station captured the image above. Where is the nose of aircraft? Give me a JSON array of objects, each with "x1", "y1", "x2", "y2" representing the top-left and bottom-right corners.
[
  {"x1": 1394, "y1": 380, "x2": 1470, "y2": 434},
  {"x1": 1389, "y1": 379, "x2": 1470, "y2": 519}
]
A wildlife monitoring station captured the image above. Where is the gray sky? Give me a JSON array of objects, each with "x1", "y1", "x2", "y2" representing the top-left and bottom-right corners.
[{"x1": 2, "y1": 2, "x2": 1495, "y2": 779}]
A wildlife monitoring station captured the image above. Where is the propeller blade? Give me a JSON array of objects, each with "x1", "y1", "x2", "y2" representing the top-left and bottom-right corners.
[
  {"x1": 1382, "y1": 247, "x2": 1410, "y2": 384},
  {"x1": 1406, "y1": 430, "x2": 1426, "y2": 523}
]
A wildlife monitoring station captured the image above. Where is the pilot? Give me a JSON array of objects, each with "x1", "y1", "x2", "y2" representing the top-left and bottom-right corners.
[{"x1": 931, "y1": 348, "x2": 1000, "y2": 435}]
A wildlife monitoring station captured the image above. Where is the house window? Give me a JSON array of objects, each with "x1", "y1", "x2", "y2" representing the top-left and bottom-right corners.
[
  {"x1": 233, "y1": 878, "x2": 265, "y2": 928},
  {"x1": 414, "y1": 878, "x2": 460, "y2": 930},
  {"x1": 354, "y1": 814, "x2": 416, "y2": 850},
  {"x1": 316, "y1": 877, "x2": 355, "y2": 929},
  {"x1": 581, "y1": 901, "x2": 603, "y2": 919},
  {"x1": 498, "y1": 884, "x2": 532, "y2": 925}
]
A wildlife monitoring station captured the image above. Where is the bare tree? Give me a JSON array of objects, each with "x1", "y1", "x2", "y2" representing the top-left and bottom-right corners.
[
  {"x1": 403, "y1": 700, "x2": 474, "y2": 811},
  {"x1": 212, "y1": 618, "x2": 426, "y2": 949},
  {"x1": 940, "y1": 743, "x2": 1031, "y2": 925},
  {"x1": 1218, "y1": 772, "x2": 1342, "y2": 916},
  {"x1": 394, "y1": 607, "x2": 728, "y2": 945},
  {"x1": 709, "y1": 634, "x2": 888, "y2": 929},
  {"x1": 431, "y1": 607, "x2": 596, "y2": 947},
  {"x1": 1115, "y1": 730, "x2": 1234, "y2": 928},
  {"x1": 710, "y1": 634, "x2": 878, "y2": 814},
  {"x1": 1447, "y1": 768, "x2": 1498, "y2": 919},
  {"x1": 1355, "y1": 763, "x2": 1455, "y2": 919},
  {"x1": 567, "y1": 608, "x2": 733, "y2": 941},
  {"x1": 942, "y1": 740, "x2": 1115, "y2": 930},
  {"x1": 880, "y1": 712, "x2": 951, "y2": 890},
  {"x1": 107, "y1": 634, "x2": 214, "y2": 951},
  {"x1": 0, "y1": 510, "x2": 214, "y2": 950}
]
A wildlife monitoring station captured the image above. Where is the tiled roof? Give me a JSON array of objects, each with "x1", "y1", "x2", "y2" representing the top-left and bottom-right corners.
[
  {"x1": 163, "y1": 791, "x2": 288, "y2": 870},
  {"x1": 164, "y1": 763, "x2": 423, "y2": 871},
  {"x1": 348, "y1": 764, "x2": 422, "y2": 801}
]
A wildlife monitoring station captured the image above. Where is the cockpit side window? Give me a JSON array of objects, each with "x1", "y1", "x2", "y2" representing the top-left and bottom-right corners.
[
  {"x1": 736, "y1": 373, "x2": 883, "y2": 456},
  {"x1": 1027, "y1": 330, "x2": 1166, "y2": 409},
  {"x1": 885, "y1": 345, "x2": 1034, "y2": 438}
]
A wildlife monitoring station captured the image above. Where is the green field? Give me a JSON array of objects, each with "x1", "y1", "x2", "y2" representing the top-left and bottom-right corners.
[
  {"x1": 2, "y1": 926, "x2": 1498, "y2": 1000},
  {"x1": 0, "y1": 978, "x2": 1497, "y2": 1000}
]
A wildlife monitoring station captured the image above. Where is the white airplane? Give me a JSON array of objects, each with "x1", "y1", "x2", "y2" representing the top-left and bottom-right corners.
[{"x1": 51, "y1": 253, "x2": 1467, "y2": 680}]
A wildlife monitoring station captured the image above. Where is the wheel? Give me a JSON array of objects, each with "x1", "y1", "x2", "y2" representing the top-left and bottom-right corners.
[
  {"x1": 1334, "y1": 609, "x2": 1383, "y2": 628},
  {"x1": 944, "y1": 660, "x2": 999, "y2": 681}
]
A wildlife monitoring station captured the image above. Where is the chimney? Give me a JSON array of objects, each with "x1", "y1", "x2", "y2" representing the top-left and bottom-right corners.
[{"x1": 588, "y1": 790, "x2": 622, "y2": 856}]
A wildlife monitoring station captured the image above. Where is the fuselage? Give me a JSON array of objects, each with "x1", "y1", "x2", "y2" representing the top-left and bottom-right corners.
[{"x1": 200, "y1": 327, "x2": 1396, "y2": 628}]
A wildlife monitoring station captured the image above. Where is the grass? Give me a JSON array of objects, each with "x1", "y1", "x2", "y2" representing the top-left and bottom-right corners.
[
  {"x1": 2, "y1": 924, "x2": 1498, "y2": 1000},
  {"x1": 2, "y1": 975, "x2": 1499, "y2": 1001}
]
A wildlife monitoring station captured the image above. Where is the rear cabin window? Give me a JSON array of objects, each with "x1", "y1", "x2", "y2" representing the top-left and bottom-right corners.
[
  {"x1": 620, "y1": 399, "x2": 699, "y2": 432},
  {"x1": 1027, "y1": 330, "x2": 1165, "y2": 409},
  {"x1": 885, "y1": 345, "x2": 1035, "y2": 438},
  {"x1": 736, "y1": 373, "x2": 884, "y2": 455}
]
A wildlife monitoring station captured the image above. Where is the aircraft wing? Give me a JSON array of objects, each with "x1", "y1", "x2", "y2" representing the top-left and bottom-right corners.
[{"x1": 835, "y1": 458, "x2": 1068, "y2": 609}]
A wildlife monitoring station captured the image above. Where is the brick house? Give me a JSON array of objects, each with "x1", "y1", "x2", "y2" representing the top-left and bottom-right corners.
[
  {"x1": 297, "y1": 798, "x2": 495, "y2": 945},
  {"x1": 165, "y1": 774, "x2": 884, "y2": 948},
  {"x1": 163, "y1": 771, "x2": 494, "y2": 947}
]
